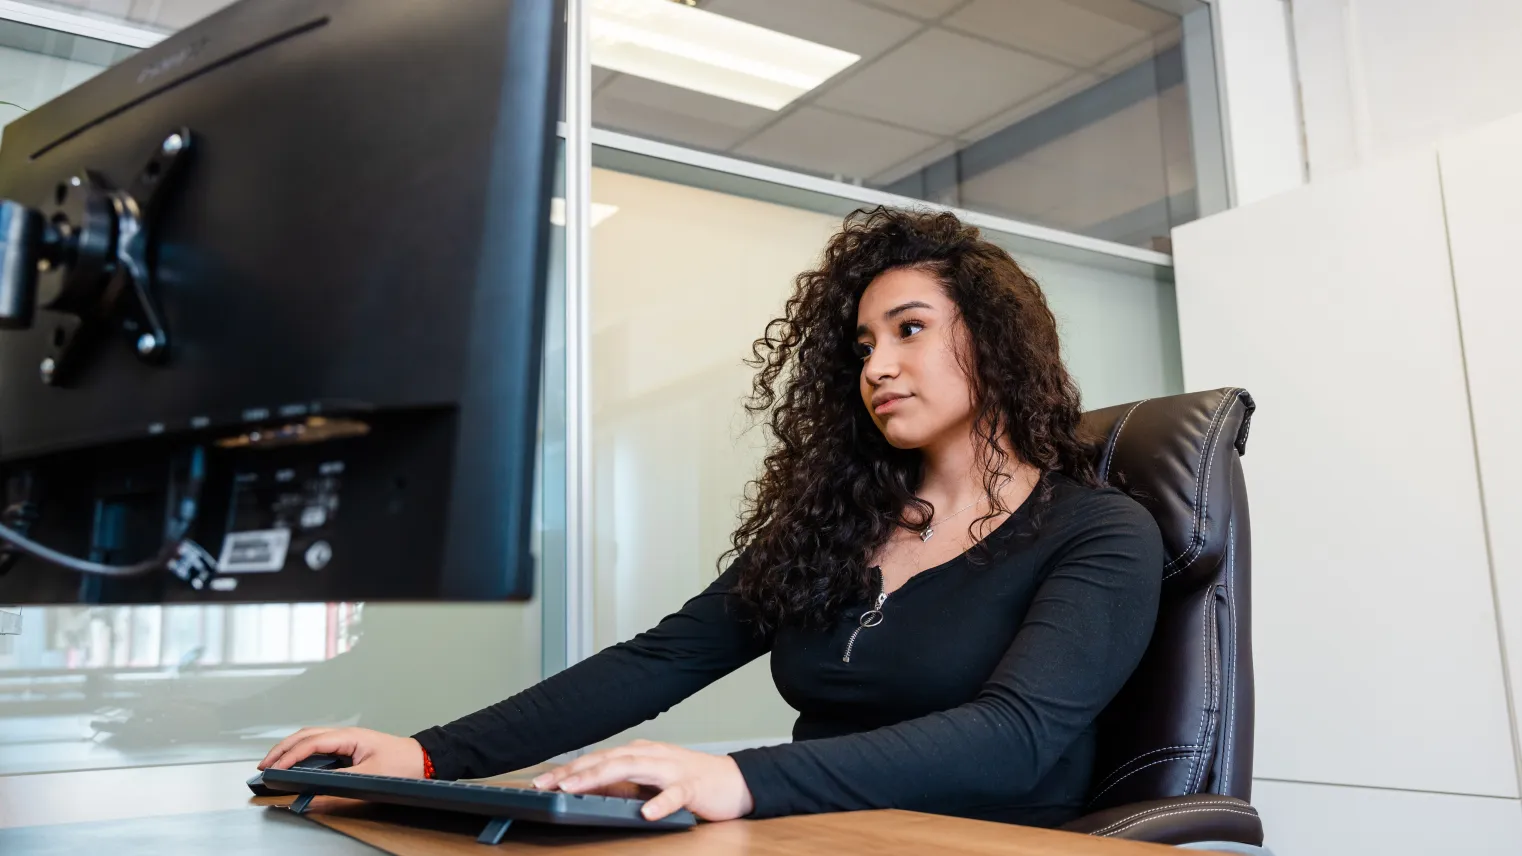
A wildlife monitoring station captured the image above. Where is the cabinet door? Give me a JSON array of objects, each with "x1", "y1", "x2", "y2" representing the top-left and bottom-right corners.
[
  {"x1": 1172, "y1": 150, "x2": 1516, "y2": 798},
  {"x1": 1253, "y1": 779, "x2": 1522, "y2": 856},
  {"x1": 1438, "y1": 112, "x2": 1522, "y2": 775}
]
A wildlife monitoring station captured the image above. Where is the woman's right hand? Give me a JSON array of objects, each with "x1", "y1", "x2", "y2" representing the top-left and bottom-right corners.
[{"x1": 258, "y1": 726, "x2": 426, "y2": 778}]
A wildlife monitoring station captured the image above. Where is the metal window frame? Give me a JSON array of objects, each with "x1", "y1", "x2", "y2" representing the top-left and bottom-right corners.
[
  {"x1": 562, "y1": 0, "x2": 595, "y2": 668},
  {"x1": 588, "y1": 128, "x2": 1174, "y2": 268}
]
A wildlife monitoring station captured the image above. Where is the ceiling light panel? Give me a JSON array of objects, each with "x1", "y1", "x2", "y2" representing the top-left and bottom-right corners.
[{"x1": 589, "y1": 0, "x2": 860, "y2": 110}]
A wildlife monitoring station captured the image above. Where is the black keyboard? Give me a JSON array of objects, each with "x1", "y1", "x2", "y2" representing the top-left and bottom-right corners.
[
  {"x1": 248, "y1": 753, "x2": 350, "y2": 796},
  {"x1": 257, "y1": 766, "x2": 696, "y2": 841}
]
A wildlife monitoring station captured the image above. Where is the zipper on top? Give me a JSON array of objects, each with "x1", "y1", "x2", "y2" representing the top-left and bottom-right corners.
[{"x1": 842, "y1": 568, "x2": 887, "y2": 664}]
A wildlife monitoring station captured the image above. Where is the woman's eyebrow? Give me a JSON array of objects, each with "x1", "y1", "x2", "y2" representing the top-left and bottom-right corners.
[{"x1": 856, "y1": 300, "x2": 934, "y2": 335}]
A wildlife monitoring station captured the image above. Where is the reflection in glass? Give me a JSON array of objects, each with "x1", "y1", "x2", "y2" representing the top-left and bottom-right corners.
[
  {"x1": 590, "y1": 0, "x2": 1219, "y2": 249},
  {"x1": 0, "y1": 18, "x2": 135, "y2": 131},
  {"x1": 32, "y1": 0, "x2": 237, "y2": 32}
]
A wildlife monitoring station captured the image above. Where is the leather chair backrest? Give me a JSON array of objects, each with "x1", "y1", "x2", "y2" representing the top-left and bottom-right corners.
[{"x1": 1079, "y1": 388, "x2": 1256, "y2": 812}]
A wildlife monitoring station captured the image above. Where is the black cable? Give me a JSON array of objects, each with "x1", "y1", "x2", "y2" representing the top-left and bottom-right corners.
[{"x1": 0, "y1": 447, "x2": 215, "y2": 580}]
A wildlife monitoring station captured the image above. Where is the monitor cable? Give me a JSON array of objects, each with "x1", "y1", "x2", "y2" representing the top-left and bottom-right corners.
[{"x1": 0, "y1": 447, "x2": 218, "y2": 586}]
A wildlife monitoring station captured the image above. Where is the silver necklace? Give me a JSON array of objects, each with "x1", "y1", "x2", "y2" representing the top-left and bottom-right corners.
[{"x1": 919, "y1": 496, "x2": 983, "y2": 542}]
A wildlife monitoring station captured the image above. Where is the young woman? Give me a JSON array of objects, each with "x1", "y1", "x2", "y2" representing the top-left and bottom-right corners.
[{"x1": 260, "y1": 206, "x2": 1163, "y2": 828}]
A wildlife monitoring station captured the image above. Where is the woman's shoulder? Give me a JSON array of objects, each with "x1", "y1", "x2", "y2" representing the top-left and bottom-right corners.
[
  {"x1": 1034, "y1": 472, "x2": 1164, "y2": 547},
  {"x1": 992, "y1": 474, "x2": 1165, "y2": 592}
]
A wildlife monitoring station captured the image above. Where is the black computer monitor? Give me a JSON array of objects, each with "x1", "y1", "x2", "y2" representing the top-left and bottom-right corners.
[{"x1": 0, "y1": 0, "x2": 564, "y2": 603}]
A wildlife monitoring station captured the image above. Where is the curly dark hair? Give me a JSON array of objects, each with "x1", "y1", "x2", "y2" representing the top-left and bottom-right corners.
[{"x1": 724, "y1": 205, "x2": 1098, "y2": 631}]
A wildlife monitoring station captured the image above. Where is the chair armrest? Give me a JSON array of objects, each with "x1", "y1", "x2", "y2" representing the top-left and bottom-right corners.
[{"x1": 1061, "y1": 795, "x2": 1263, "y2": 845}]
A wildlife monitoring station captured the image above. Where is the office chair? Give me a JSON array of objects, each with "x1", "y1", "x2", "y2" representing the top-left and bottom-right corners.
[{"x1": 1061, "y1": 388, "x2": 1268, "y2": 853}]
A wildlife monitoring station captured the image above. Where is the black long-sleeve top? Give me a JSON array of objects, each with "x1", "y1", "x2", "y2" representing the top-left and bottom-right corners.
[{"x1": 412, "y1": 475, "x2": 1164, "y2": 827}]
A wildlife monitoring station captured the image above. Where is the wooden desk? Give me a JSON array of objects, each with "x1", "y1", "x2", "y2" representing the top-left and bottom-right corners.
[{"x1": 0, "y1": 762, "x2": 1197, "y2": 855}]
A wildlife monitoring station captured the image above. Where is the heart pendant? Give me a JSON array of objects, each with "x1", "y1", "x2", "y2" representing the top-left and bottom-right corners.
[{"x1": 919, "y1": 527, "x2": 934, "y2": 542}]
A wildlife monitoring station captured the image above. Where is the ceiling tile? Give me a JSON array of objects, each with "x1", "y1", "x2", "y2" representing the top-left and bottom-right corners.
[
  {"x1": 705, "y1": 0, "x2": 921, "y2": 65},
  {"x1": 594, "y1": 75, "x2": 775, "y2": 151},
  {"x1": 859, "y1": 0, "x2": 966, "y2": 20},
  {"x1": 1092, "y1": 26, "x2": 1181, "y2": 79},
  {"x1": 733, "y1": 106, "x2": 943, "y2": 180},
  {"x1": 815, "y1": 28, "x2": 1072, "y2": 136},
  {"x1": 1165, "y1": 155, "x2": 1198, "y2": 198},
  {"x1": 1156, "y1": 83, "x2": 1196, "y2": 196},
  {"x1": 956, "y1": 71, "x2": 1100, "y2": 145},
  {"x1": 959, "y1": 89, "x2": 1179, "y2": 228},
  {"x1": 1039, "y1": 97, "x2": 1169, "y2": 192},
  {"x1": 869, "y1": 138, "x2": 963, "y2": 187},
  {"x1": 1060, "y1": 0, "x2": 1181, "y2": 34},
  {"x1": 944, "y1": 0, "x2": 1148, "y2": 69},
  {"x1": 956, "y1": 150, "x2": 1081, "y2": 221},
  {"x1": 1039, "y1": 173, "x2": 1167, "y2": 234},
  {"x1": 1025, "y1": 132, "x2": 1172, "y2": 234}
]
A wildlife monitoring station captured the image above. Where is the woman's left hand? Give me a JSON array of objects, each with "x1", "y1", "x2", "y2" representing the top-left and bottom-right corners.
[{"x1": 531, "y1": 739, "x2": 754, "y2": 822}]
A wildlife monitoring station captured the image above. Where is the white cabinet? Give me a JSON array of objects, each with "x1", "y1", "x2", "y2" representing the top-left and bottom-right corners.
[
  {"x1": 1435, "y1": 112, "x2": 1522, "y2": 769},
  {"x1": 1252, "y1": 780, "x2": 1522, "y2": 856},
  {"x1": 1172, "y1": 151, "x2": 1517, "y2": 798}
]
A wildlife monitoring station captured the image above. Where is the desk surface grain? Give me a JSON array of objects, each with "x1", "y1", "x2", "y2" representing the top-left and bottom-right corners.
[
  {"x1": 308, "y1": 796, "x2": 1179, "y2": 855},
  {"x1": 1, "y1": 762, "x2": 1189, "y2": 855},
  {"x1": 0, "y1": 760, "x2": 268, "y2": 829}
]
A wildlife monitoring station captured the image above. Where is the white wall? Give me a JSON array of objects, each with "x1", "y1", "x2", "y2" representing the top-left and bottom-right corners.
[
  {"x1": 1173, "y1": 109, "x2": 1522, "y2": 854},
  {"x1": 1218, "y1": 0, "x2": 1522, "y2": 195},
  {"x1": 1213, "y1": 0, "x2": 1306, "y2": 205},
  {"x1": 1289, "y1": 0, "x2": 1522, "y2": 179}
]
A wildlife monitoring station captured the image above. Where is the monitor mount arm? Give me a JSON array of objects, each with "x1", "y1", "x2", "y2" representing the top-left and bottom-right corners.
[{"x1": 0, "y1": 128, "x2": 192, "y2": 387}]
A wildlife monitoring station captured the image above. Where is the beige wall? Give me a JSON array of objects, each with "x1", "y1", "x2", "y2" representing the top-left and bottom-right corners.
[{"x1": 588, "y1": 168, "x2": 829, "y2": 746}]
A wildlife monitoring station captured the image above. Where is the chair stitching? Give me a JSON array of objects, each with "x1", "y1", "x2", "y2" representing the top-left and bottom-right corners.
[
  {"x1": 1207, "y1": 586, "x2": 1224, "y2": 790},
  {"x1": 1098, "y1": 807, "x2": 1261, "y2": 838},
  {"x1": 1167, "y1": 387, "x2": 1245, "y2": 576},
  {"x1": 1163, "y1": 389, "x2": 1239, "y2": 573},
  {"x1": 1091, "y1": 802, "x2": 1247, "y2": 836},
  {"x1": 1161, "y1": 389, "x2": 1232, "y2": 569},
  {"x1": 1086, "y1": 756, "x2": 1192, "y2": 807},
  {"x1": 1101, "y1": 399, "x2": 1149, "y2": 482},
  {"x1": 1090, "y1": 800, "x2": 1246, "y2": 836},
  {"x1": 1188, "y1": 591, "x2": 1210, "y2": 789},
  {"x1": 1090, "y1": 746, "x2": 1201, "y2": 796},
  {"x1": 1224, "y1": 520, "x2": 1238, "y2": 785},
  {"x1": 1194, "y1": 585, "x2": 1222, "y2": 792},
  {"x1": 1162, "y1": 386, "x2": 1235, "y2": 572}
]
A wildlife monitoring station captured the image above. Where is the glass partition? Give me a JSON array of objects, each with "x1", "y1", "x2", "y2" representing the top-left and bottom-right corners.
[
  {"x1": 590, "y1": 0, "x2": 1224, "y2": 250},
  {"x1": 583, "y1": 153, "x2": 1180, "y2": 749}
]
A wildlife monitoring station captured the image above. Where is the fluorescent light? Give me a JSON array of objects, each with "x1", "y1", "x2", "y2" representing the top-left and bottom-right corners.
[
  {"x1": 550, "y1": 197, "x2": 620, "y2": 228},
  {"x1": 589, "y1": 0, "x2": 859, "y2": 111}
]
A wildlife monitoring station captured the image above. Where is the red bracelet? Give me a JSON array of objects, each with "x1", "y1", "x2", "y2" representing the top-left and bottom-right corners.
[{"x1": 421, "y1": 747, "x2": 435, "y2": 779}]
